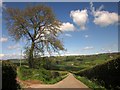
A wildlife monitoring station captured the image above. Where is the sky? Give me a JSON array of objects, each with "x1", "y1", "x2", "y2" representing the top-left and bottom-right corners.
[{"x1": 0, "y1": 2, "x2": 119, "y2": 60}]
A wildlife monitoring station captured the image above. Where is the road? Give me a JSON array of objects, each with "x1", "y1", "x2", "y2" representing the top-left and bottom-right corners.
[{"x1": 28, "y1": 73, "x2": 89, "y2": 89}]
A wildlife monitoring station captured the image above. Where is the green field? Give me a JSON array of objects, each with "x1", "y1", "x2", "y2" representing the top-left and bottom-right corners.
[
  {"x1": 2, "y1": 52, "x2": 120, "y2": 89},
  {"x1": 10, "y1": 52, "x2": 119, "y2": 71}
]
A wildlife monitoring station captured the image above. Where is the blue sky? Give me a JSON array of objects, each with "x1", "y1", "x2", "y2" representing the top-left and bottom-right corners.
[{"x1": 0, "y1": 2, "x2": 119, "y2": 59}]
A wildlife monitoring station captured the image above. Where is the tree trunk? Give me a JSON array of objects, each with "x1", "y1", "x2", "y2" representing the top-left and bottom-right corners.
[{"x1": 28, "y1": 42, "x2": 35, "y2": 68}]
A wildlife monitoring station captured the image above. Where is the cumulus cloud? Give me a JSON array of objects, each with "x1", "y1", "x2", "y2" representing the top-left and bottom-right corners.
[
  {"x1": 93, "y1": 11, "x2": 118, "y2": 27},
  {"x1": 0, "y1": 37, "x2": 8, "y2": 42},
  {"x1": 8, "y1": 44, "x2": 20, "y2": 50},
  {"x1": 70, "y1": 9, "x2": 88, "y2": 30},
  {"x1": 60, "y1": 22, "x2": 75, "y2": 32},
  {"x1": 65, "y1": 33, "x2": 72, "y2": 37},
  {"x1": 90, "y1": 2, "x2": 119, "y2": 27},
  {"x1": 83, "y1": 46, "x2": 94, "y2": 50}
]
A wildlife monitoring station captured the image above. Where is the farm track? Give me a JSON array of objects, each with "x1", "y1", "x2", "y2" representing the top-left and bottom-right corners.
[{"x1": 27, "y1": 73, "x2": 89, "y2": 89}]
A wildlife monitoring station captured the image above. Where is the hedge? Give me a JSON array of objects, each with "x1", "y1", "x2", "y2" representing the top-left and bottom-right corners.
[
  {"x1": 75, "y1": 57, "x2": 120, "y2": 90},
  {"x1": 2, "y1": 61, "x2": 20, "y2": 90}
]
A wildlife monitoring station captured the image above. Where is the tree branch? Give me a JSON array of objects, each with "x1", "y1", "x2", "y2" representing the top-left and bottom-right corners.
[{"x1": 20, "y1": 23, "x2": 34, "y2": 42}]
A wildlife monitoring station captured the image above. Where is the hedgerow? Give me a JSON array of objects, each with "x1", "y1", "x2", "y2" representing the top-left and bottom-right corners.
[
  {"x1": 2, "y1": 61, "x2": 20, "y2": 90},
  {"x1": 75, "y1": 57, "x2": 120, "y2": 90}
]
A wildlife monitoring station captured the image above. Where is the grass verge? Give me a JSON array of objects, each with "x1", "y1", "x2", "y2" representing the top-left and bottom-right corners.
[{"x1": 75, "y1": 75, "x2": 106, "y2": 90}]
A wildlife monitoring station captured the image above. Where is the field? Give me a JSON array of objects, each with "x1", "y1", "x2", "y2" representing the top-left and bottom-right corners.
[
  {"x1": 2, "y1": 52, "x2": 120, "y2": 89},
  {"x1": 11, "y1": 52, "x2": 119, "y2": 71}
]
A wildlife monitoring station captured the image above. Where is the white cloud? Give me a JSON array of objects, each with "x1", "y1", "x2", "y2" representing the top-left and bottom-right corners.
[
  {"x1": 90, "y1": 2, "x2": 95, "y2": 14},
  {"x1": 90, "y1": 2, "x2": 119, "y2": 27},
  {"x1": 70, "y1": 9, "x2": 88, "y2": 30},
  {"x1": 0, "y1": 54, "x2": 4, "y2": 59},
  {"x1": 0, "y1": 37, "x2": 8, "y2": 42},
  {"x1": 101, "y1": 43, "x2": 118, "y2": 53},
  {"x1": 65, "y1": 34, "x2": 72, "y2": 37},
  {"x1": 101, "y1": 48, "x2": 114, "y2": 53},
  {"x1": 93, "y1": 11, "x2": 118, "y2": 27},
  {"x1": 83, "y1": 46, "x2": 94, "y2": 50},
  {"x1": 85, "y1": 35, "x2": 89, "y2": 38},
  {"x1": 0, "y1": 53, "x2": 24, "y2": 60},
  {"x1": 60, "y1": 51, "x2": 80, "y2": 56},
  {"x1": 60, "y1": 22, "x2": 75, "y2": 32},
  {"x1": 8, "y1": 44, "x2": 20, "y2": 50},
  {"x1": 97, "y1": 5, "x2": 104, "y2": 11}
]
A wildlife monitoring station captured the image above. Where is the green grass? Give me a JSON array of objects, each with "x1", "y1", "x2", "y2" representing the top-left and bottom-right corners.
[
  {"x1": 74, "y1": 56, "x2": 120, "y2": 90},
  {"x1": 13, "y1": 52, "x2": 119, "y2": 72},
  {"x1": 48, "y1": 52, "x2": 119, "y2": 72},
  {"x1": 75, "y1": 75, "x2": 106, "y2": 90},
  {"x1": 47, "y1": 74, "x2": 68, "y2": 84},
  {"x1": 17, "y1": 66, "x2": 68, "y2": 84}
]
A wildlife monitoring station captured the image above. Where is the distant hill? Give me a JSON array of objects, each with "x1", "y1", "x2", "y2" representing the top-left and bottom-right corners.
[
  {"x1": 4, "y1": 52, "x2": 120, "y2": 71},
  {"x1": 30, "y1": 52, "x2": 119, "y2": 71}
]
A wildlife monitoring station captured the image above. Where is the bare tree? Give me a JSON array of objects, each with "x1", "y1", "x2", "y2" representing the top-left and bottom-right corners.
[{"x1": 4, "y1": 5, "x2": 64, "y2": 68}]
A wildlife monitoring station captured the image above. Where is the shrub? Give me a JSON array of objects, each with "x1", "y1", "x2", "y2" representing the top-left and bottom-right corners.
[
  {"x1": 18, "y1": 66, "x2": 65, "y2": 84},
  {"x1": 51, "y1": 72, "x2": 60, "y2": 78},
  {"x1": 18, "y1": 66, "x2": 55, "y2": 82},
  {"x1": 2, "y1": 61, "x2": 20, "y2": 90},
  {"x1": 18, "y1": 66, "x2": 33, "y2": 80}
]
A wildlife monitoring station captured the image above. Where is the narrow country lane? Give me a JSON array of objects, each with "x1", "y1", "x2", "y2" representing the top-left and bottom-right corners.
[{"x1": 28, "y1": 73, "x2": 90, "y2": 89}]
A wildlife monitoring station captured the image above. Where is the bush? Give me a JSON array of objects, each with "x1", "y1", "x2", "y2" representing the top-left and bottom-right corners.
[
  {"x1": 75, "y1": 57, "x2": 120, "y2": 90},
  {"x1": 18, "y1": 66, "x2": 61, "y2": 83},
  {"x1": 2, "y1": 61, "x2": 20, "y2": 90},
  {"x1": 18, "y1": 66, "x2": 33, "y2": 80},
  {"x1": 17, "y1": 66, "x2": 68, "y2": 84},
  {"x1": 51, "y1": 72, "x2": 60, "y2": 78}
]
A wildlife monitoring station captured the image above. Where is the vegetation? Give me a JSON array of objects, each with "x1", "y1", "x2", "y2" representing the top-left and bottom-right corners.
[
  {"x1": 3, "y1": 2, "x2": 119, "y2": 90},
  {"x1": 30, "y1": 52, "x2": 119, "y2": 72},
  {"x1": 5, "y1": 4, "x2": 64, "y2": 68},
  {"x1": 75, "y1": 56, "x2": 120, "y2": 90},
  {"x1": 3, "y1": 52, "x2": 120, "y2": 89},
  {"x1": 2, "y1": 61, "x2": 20, "y2": 89},
  {"x1": 75, "y1": 76, "x2": 106, "y2": 90},
  {"x1": 17, "y1": 66, "x2": 68, "y2": 84}
]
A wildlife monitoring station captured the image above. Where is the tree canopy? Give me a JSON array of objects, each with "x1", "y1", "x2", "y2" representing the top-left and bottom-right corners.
[{"x1": 5, "y1": 5, "x2": 65, "y2": 68}]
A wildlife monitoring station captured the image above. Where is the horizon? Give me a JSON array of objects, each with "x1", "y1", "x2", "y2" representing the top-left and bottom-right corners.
[
  {"x1": 1, "y1": 51, "x2": 119, "y2": 60},
  {"x1": 0, "y1": 2, "x2": 119, "y2": 60}
]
